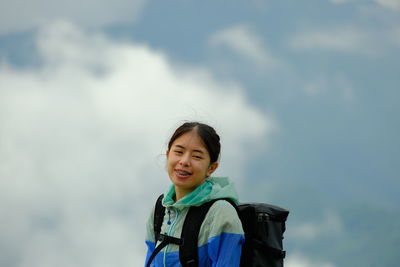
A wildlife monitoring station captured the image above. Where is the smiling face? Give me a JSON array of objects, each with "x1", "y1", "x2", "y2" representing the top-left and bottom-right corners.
[{"x1": 166, "y1": 130, "x2": 218, "y2": 200}]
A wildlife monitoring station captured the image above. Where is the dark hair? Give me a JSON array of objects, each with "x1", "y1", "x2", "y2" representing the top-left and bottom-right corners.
[{"x1": 168, "y1": 122, "x2": 221, "y2": 164}]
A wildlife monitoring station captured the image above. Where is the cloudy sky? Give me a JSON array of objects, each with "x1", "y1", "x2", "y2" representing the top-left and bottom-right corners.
[{"x1": 1, "y1": 1, "x2": 399, "y2": 267}]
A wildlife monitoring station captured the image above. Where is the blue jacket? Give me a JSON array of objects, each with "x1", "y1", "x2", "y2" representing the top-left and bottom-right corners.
[{"x1": 145, "y1": 177, "x2": 244, "y2": 266}]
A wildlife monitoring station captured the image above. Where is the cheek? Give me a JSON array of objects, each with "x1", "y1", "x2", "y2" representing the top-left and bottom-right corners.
[
  {"x1": 166, "y1": 156, "x2": 173, "y2": 170},
  {"x1": 167, "y1": 155, "x2": 180, "y2": 170},
  {"x1": 167, "y1": 158, "x2": 174, "y2": 169},
  {"x1": 197, "y1": 163, "x2": 210, "y2": 175}
]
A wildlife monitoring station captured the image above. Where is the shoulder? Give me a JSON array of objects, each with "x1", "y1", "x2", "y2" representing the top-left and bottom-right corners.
[
  {"x1": 145, "y1": 204, "x2": 156, "y2": 242},
  {"x1": 198, "y1": 199, "x2": 243, "y2": 245},
  {"x1": 208, "y1": 199, "x2": 237, "y2": 214},
  {"x1": 204, "y1": 199, "x2": 242, "y2": 230}
]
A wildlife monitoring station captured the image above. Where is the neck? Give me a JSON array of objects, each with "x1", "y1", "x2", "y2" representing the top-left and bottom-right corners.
[
  {"x1": 174, "y1": 179, "x2": 208, "y2": 201},
  {"x1": 174, "y1": 187, "x2": 190, "y2": 201}
]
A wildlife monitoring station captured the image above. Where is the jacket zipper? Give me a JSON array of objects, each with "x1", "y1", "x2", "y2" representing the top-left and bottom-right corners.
[{"x1": 163, "y1": 207, "x2": 180, "y2": 267}]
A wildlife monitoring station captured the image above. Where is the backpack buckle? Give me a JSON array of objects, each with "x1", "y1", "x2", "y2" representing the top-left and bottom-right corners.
[
  {"x1": 158, "y1": 233, "x2": 182, "y2": 245},
  {"x1": 158, "y1": 234, "x2": 165, "y2": 242}
]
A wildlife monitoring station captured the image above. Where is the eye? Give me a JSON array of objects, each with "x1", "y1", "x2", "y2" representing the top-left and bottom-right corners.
[
  {"x1": 193, "y1": 155, "x2": 203, "y2": 159},
  {"x1": 174, "y1": 150, "x2": 183, "y2": 154}
]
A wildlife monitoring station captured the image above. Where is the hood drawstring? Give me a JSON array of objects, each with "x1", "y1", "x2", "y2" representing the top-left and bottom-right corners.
[{"x1": 167, "y1": 209, "x2": 171, "y2": 225}]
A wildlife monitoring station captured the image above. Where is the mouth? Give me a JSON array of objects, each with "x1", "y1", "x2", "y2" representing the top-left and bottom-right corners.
[{"x1": 175, "y1": 169, "x2": 193, "y2": 178}]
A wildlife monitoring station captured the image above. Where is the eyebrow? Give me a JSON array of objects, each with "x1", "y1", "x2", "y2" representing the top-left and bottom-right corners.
[{"x1": 174, "y1": 144, "x2": 205, "y2": 154}]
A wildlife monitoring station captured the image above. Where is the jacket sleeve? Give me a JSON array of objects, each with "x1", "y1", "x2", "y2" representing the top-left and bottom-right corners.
[
  {"x1": 144, "y1": 206, "x2": 156, "y2": 266},
  {"x1": 200, "y1": 200, "x2": 244, "y2": 267}
]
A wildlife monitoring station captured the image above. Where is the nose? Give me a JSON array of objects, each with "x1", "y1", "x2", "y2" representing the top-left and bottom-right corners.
[{"x1": 179, "y1": 153, "x2": 190, "y2": 167}]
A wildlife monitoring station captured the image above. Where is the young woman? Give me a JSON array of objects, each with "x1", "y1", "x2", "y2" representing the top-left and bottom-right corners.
[{"x1": 144, "y1": 122, "x2": 244, "y2": 266}]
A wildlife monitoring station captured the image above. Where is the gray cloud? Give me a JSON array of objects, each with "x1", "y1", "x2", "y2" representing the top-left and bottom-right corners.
[
  {"x1": 303, "y1": 74, "x2": 355, "y2": 101},
  {"x1": 288, "y1": 25, "x2": 375, "y2": 55},
  {"x1": 374, "y1": 0, "x2": 400, "y2": 10},
  {"x1": 286, "y1": 252, "x2": 336, "y2": 267},
  {"x1": 0, "y1": 0, "x2": 145, "y2": 34},
  {"x1": 208, "y1": 24, "x2": 284, "y2": 69},
  {"x1": 287, "y1": 211, "x2": 343, "y2": 241}
]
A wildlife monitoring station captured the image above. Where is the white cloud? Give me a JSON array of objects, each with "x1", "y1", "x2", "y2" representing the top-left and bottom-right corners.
[
  {"x1": 0, "y1": 0, "x2": 145, "y2": 35},
  {"x1": 286, "y1": 252, "x2": 336, "y2": 267},
  {"x1": 208, "y1": 24, "x2": 282, "y2": 69},
  {"x1": 287, "y1": 211, "x2": 343, "y2": 241},
  {"x1": 289, "y1": 26, "x2": 375, "y2": 55},
  {"x1": 0, "y1": 21, "x2": 275, "y2": 267}
]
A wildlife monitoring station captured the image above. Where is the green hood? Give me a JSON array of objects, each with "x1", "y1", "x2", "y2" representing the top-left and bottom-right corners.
[{"x1": 162, "y1": 177, "x2": 239, "y2": 210}]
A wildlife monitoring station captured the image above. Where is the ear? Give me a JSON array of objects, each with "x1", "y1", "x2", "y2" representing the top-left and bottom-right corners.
[{"x1": 207, "y1": 162, "x2": 219, "y2": 176}]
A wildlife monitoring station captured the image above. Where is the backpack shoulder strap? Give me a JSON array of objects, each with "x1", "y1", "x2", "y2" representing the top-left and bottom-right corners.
[
  {"x1": 147, "y1": 194, "x2": 184, "y2": 267},
  {"x1": 153, "y1": 194, "x2": 165, "y2": 239},
  {"x1": 179, "y1": 199, "x2": 236, "y2": 267}
]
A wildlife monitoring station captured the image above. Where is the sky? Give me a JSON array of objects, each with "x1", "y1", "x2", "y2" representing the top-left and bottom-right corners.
[{"x1": 0, "y1": 1, "x2": 399, "y2": 267}]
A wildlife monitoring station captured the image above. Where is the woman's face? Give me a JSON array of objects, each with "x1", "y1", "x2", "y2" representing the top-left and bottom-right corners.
[{"x1": 167, "y1": 130, "x2": 218, "y2": 199}]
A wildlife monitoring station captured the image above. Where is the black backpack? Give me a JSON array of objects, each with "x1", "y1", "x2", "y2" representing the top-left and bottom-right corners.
[{"x1": 146, "y1": 194, "x2": 289, "y2": 267}]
